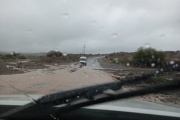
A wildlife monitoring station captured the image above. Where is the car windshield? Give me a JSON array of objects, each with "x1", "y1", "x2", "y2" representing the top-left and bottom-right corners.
[
  {"x1": 0, "y1": 0, "x2": 180, "y2": 119},
  {"x1": 80, "y1": 58, "x2": 86, "y2": 61}
]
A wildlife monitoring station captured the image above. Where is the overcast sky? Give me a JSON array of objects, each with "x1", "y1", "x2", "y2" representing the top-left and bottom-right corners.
[{"x1": 0, "y1": 0, "x2": 180, "y2": 54}]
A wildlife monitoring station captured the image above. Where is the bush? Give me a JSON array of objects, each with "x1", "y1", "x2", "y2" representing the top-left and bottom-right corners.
[
  {"x1": 67, "y1": 54, "x2": 79, "y2": 62},
  {"x1": 133, "y1": 47, "x2": 166, "y2": 67},
  {"x1": 0, "y1": 52, "x2": 27, "y2": 60},
  {"x1": 46, "y1": 50, "x2": 63, "y2": 57},
  {"x1": 2, "y1": 54, "x2": 15, "y2": 59},
  {"x1": 154, "y1": 76, "x2": 166, "y2": 83},
  {"x1": 18, "y1": 55, "x2": 26, "y2": 59},
  {"x1": 128, "y1": 71, "x2": 135, "y2": 76},
  {"x1": 119, "y1": 58, "x2": 131, "y2": 64},
  {"x1": 41, "y1": 53, "x2": 80, "y2": 63}
]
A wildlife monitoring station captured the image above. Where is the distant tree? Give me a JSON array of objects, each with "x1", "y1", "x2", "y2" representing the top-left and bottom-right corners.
[
  {"x1": 133, "y1": 47, "x2": 166, "y2": 67},
  {"x1": 46, "y1": 50, "x2": 63, "y2": 57},
  {"x1": 11, "y1": 52, "x2": 20, "y2": 57}
]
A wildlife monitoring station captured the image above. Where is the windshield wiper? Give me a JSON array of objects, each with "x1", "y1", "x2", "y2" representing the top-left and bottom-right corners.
[
  {"x1": 0, "y1": 65, "x2": 179, "y2": 119},
  {"x1": 53, "y1": 79, "x2": 180, "y2": 115}
]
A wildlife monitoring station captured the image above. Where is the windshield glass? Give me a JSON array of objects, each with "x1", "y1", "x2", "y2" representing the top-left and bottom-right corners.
[
  {"x1": 80, "y1": 58, "x2": 86, "y2": 61},
  {"x1": 0, "y1": 0, "x2": 180, "y2": 118}
]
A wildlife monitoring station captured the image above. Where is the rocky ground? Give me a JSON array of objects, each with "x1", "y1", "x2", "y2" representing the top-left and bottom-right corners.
[
  {"x1": 0, "y1": 58, "x2": 75, "y2": 75},
  {"x1": 0, "y1": 60, "x2": 23, "y2": 75},
  {"x1": 98, "y1": 57, "x2": 180, "y2": 105},
  {"x1": 0, "y1": 63, "x2": 115, "y2": 95}
]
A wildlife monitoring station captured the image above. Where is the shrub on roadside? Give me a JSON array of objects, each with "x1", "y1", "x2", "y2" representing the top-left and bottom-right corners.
[
  {"x1": 128, "y1": 71, "x2": 135, "y2": 76},
  {"x1": 41, "y1": 52, "x2": 80, "y2": 63},
  {"x1": 132, "y1": 47, "x2": 166, "y2": 67},
  {"x1": 17, "y1": 55, "x2": 26, "y2": 59},
  {"x1": 46, "y1": 50, "x2": 63, "y2": 57},
  {"x1": 154, "y1": 76, "x2": 165, "y2": 83}
]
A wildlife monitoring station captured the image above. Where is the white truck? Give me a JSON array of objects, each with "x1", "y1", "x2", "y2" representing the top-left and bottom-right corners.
[{"x1": 79, "y1": 56, "x2": 87, "y2": 66}]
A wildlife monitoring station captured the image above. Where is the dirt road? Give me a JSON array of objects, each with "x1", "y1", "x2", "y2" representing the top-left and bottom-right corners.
[{"x1": 0, "y1": 63, "x2": 115, "y2": 95}]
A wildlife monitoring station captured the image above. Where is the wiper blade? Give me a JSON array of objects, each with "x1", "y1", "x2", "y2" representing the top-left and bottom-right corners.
[
  {"x1": 0, "y1": 65, "x2": 179, "y2": 119},
  {"x1": 36, "y1": 71, "x2": 154, "y2": 105},
  {"x1": 54, "y1": 79, "x2": 180, "y2": 115}
]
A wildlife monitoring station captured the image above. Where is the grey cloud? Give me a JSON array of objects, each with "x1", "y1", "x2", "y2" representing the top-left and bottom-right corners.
[{"x1": 0, "y1": 0, "x2": 180, "y2": 53}]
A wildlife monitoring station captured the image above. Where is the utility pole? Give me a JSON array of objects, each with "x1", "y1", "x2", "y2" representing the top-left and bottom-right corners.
[{"x1": 83, "y1": 44, "x2": 85, "y2": 54}]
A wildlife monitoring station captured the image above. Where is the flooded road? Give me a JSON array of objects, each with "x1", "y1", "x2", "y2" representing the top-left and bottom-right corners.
[{"x1": 86, "y1": 57, "x2": 102, "y2": 68}]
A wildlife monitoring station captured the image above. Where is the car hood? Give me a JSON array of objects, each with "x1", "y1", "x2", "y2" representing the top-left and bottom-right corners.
[{"x1": 0, "y1": 95, "x2": 180, "y2": 120}]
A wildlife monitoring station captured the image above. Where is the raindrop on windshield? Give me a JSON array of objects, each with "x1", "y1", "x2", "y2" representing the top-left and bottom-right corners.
[
  {"x1": 62, "y1": 13, "x2": 69, "y2": 18},
  {"x1": 112, "y1": 33, "x2": 118, "y2": 38},
  {"x1": 160, "y1": 34, "x2": 165, "y2": 39},
  {"x1": 126, "y1": 63, "x2": 130, "y2": 67},
  {"x1": 156, "y1": 71, "x2": 159, "y2": 74},
  {"x1": 175, "y1": 64, "x2": 179, "y2": 67},
  {"x1": 151, "y1": 63, "x2": 155, "y2": 67},
  {"x1": 170, "y1": 61, "x2": 175, "y2": 65},
  {"x1": 144, "y1": 43, "x2": 150, "y2": 48},
  {"x1": 152, "y1": 55, "x2": 155, "y2": 59},
  {"x1": 114, "y1": 58, "x2": 118, "y2": 63},
  {"x1": 160, "y1": 68, "x2": 164, "y2": 72}
]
